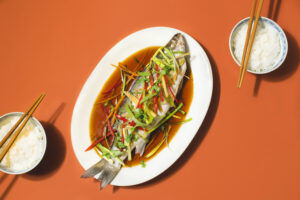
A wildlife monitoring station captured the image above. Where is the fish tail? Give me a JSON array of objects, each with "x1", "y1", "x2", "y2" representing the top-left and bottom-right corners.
[{"x1": 81, "y1": 159, "x2": 120, "y2": 190}]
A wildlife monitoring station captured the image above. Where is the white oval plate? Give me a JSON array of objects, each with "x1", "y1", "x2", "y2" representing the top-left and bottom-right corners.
[{"x1": 71, "y1": 27, "x2": 213, "y2": 186}]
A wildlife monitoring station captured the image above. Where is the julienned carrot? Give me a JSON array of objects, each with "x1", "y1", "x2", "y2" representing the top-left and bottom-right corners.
[
  {"x1": 111, "y1": 64, "x2": 138, "y2": 77},
  {"x1": 112, "y1": 95, "x2": 126, "y2": 124},
  {"x1": 97, "y1": 93, "x2": 120, "y2": 104},
  {"x1": 102, "y1": 78, "x2": 122, "y2": 95},
  {"x1": 164, "y1": 75, "x2": 178, "y2": 103}
]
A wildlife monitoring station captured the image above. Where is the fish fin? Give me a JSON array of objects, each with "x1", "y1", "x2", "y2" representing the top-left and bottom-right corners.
[
  {"x1": 81, "y1": 159, "x2": 107, "y2": 178},
  {"x1": 81, "y1": 159, "x2": 121, "y2": 189},
  {"x1": 96, "y1": 159, "x2": 121, "y2": 189}
]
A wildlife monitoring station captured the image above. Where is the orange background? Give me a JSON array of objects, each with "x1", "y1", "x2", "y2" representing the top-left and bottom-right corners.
[{"x1": 0, "y1": 0, "x2": 300, "y2": 199}]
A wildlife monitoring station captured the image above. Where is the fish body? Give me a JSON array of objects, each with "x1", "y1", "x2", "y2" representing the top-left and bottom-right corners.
[{"x1": 81, "y1": 33, "x2": 188, "y2": 189}]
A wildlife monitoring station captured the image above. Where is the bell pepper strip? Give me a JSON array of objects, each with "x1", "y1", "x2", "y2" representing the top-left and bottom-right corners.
[
  {"x1": 121, "y1": 125, "x2": 125, "y2": 143},
  {"x1": 115, "y1": 114, "x2": 128, "y2": 123},
  {"x1": 149, "y1": 73, "x2": 158, "y2": 113},
  {"x1": 129, "y1": 120, "x2": 136, "y2": 126},
  {"x1": 164, "y1": 75, "x2": 178, "y2": 103},
  {"x1": 136, "y1": 93, "x2": 143, "y2": 108},
  {"x1": 107, "y1": 118, "x2": 115, "y2": 137},
  {"x1": 155, "y1": 64, "x2": 164, "y2": 102},
  {"x1": 85, "y1": 132, "x2": 112, "y2": 152},
  {"x1": 150, "y1": 73, "x2": 154, "y2": 86},
  {"x1": 139, "y1": 82, "x2": 148, "y2": 108},
  {"x1": 159, "y1": 90, "x2": 164, "y2": 102}
]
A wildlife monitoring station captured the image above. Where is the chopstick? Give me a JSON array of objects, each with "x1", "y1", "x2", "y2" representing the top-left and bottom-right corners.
[
  {"x1": 237, "y1": 0, "x2": 264, "y2": 88},
  {"x1": 0, "y1": 94, "x2": 45, "y2": 162}
]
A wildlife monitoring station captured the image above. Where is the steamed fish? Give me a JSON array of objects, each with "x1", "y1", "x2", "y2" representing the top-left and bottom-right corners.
[{"x1": 81, "y1": 33, "x2": 189, "y2": 189}]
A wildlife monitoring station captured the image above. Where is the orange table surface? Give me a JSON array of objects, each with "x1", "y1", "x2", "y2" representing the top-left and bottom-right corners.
[{"x1": 0, "y1": 0, "x2": 300, "y2": 199}]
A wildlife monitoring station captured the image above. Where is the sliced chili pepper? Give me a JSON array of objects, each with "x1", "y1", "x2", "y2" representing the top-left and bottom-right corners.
[
  {"x1": 164, "y1": 75, "x2": 178, "y2": 103},
  {"x1": 115, "y1": 114, "x2": 128, "y2": 122}
]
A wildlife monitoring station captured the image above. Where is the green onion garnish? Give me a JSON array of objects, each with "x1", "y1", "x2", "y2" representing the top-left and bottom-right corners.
[
  {"x1": 146, "y1": 103, "x2": 183, "y2": 135},
  {"x1": 169, "y1": 118, "x2": 192, "y2": 125}
]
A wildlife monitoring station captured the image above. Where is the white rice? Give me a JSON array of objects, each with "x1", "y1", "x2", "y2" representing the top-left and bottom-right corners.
[
  {"x1": 0, "y1": 115, "x2": 45, "y2": 172},
  {"x1": 231, "y1": 20, "x2": 283, "y2": 72}
]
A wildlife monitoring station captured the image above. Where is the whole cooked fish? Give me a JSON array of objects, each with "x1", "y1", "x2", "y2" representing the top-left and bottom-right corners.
[{"x1": 81, "y1": 33, "x2": 188, "y2": 189}]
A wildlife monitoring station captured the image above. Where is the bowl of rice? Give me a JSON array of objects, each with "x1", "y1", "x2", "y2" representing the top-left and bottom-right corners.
[
  {"x1": 0, "y1": 112, "x2": 47, "y2": 174},
  {"x1": 229, "y1": 16, "x2": 288, "y2": 74}
]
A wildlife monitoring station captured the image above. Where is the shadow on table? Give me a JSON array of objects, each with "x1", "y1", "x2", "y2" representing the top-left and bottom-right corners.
[
  {"x1": 253, "y1": 31, "x2": 299, "y2": 96},
  {"x1": 268, "y1": 0, "x2": 281, "y2": 22},
  {"x1": 0, "y1": 174, "x2": 19, "y2": 200},
  {"x1": 253, "y1": 0, "x2": 299, "y2": 96},
  {"x1": 113, "y1": 46, "x2": 220, "y2": 192},
  {"x1": 22, "y1": 104, "x2": 66, "y2": 180}
]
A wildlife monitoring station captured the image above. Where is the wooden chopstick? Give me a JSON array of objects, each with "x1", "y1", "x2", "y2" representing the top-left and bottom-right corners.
[
  {"x1": 237, "y1": 0, "x2": 264, "y2": 88},
  {"x1": 0, "y1": 94, "x2": 45, "y2": 162},
  {"x1": 237, "y1": 0, "x2": 257, "y2": 87}
]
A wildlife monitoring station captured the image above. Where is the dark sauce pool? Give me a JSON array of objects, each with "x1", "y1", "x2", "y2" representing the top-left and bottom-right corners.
[{"x1": 89, "y1": 46, "x2": 193, "y2": 167}]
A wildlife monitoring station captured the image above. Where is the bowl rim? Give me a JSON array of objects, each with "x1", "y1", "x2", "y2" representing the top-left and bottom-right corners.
[
  {"x1": 229, "y1": 16, "x2": 288, "y2": 74},
  {"x1": 0, "y1": 112, "x2": 47, "y2": 175}
]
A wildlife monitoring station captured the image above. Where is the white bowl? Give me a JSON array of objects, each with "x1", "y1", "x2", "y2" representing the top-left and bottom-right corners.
[
  {"x1": 229, "y1": 16, "x2": 288, "y2": 74},
  {"x1": 0, "y1": 112, "x2": 47, "y2": 175}
]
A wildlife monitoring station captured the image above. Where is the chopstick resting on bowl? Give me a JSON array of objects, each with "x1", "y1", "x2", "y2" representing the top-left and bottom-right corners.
[
  {"x1": 0, "y1": 94, "x2": 45, "y2": 162},
  {"x1": 237, "y1": 0, "x2": 264, "y2": 88}
]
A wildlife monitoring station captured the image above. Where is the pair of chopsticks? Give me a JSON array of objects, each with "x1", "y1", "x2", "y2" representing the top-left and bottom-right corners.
[
  {"x1": 237, "y1": 0, "x2": 264, "y2": 88},
  {"x1": 0, "y1": 94, "x2": 45, "y2": 162}
]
